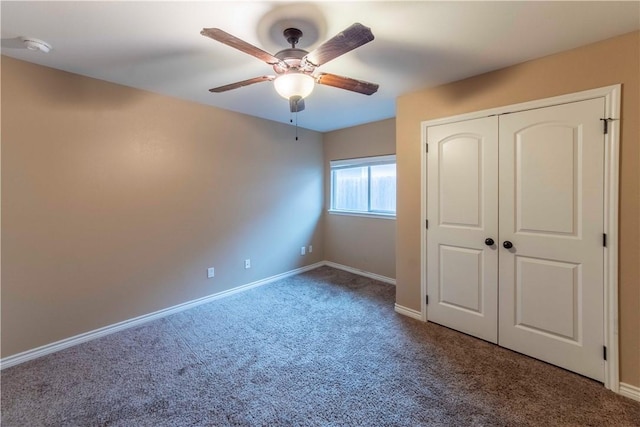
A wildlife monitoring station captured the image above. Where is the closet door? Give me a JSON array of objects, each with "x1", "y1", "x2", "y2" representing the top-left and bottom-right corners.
[
  {"x1": 426, "y1": 116, "x2": 499, "y2": 343},
  {"x1": 498, "y1": 98, "x2": 605, "y2": 381}
]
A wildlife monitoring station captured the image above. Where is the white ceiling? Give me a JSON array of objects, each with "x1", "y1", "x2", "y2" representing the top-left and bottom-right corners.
[{"x1": 2, "y1": 1, "x2": 639, "y2": 132}]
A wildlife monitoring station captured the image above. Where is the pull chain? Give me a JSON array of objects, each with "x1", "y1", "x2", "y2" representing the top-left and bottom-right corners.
[
  {"x1": 289, "y1": 99, "x2": 300, "y2": 141},
  {"x1": 289, "y1": 111, "x2": 299, "y2": 141}
]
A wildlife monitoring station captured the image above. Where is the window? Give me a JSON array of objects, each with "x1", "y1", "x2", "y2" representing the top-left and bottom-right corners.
[{"x1": 330, "y1": 155, "x2": 396, "y2": 217}]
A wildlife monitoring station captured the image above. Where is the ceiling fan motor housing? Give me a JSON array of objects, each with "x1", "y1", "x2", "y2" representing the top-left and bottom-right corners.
[
  {"x1": 273, "y1": 48, "x2": 311, "y2": 74},
  {"x1": 273, "y1": 28, "x2": 315, "y2": 75}
]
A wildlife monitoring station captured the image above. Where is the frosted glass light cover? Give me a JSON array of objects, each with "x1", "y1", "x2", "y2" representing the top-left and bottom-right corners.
[{"x1": 274, "y1": 73, "x2": 315, "y2": 99}]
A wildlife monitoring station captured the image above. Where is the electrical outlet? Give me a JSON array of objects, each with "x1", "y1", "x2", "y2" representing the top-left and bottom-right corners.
[
  {"x1": 301, "y1": 246, "x2": 306, "y2": 255},
  {"x1": 207, "y1": 267, "x2": 215, "y2": 278},
  {"x1": 308, "y1": 245, "x2": 313, "y2": 253},
  {"x1": 245, "y1": 259, "x2": 251, "y2": 269}
]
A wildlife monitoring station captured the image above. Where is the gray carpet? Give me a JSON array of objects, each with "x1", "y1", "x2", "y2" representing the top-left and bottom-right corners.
[{"x1": 2, "y1": 266, "x2": 639, "y2": 426}]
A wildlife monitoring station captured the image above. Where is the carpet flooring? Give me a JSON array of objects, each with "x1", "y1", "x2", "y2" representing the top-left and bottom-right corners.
[{"x1": 1, "y1": 266, "x2": 639, "y2": 426}]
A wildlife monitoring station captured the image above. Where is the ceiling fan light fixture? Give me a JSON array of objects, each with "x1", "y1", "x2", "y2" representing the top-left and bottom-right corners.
[{"x1": 274, "y1": 73, "x2": 314, "y2": 100}]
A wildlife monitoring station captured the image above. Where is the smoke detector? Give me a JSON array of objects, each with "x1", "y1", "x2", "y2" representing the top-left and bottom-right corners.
[{"x1": 21, "y1": 37, "x2": 52, "y2": 53}]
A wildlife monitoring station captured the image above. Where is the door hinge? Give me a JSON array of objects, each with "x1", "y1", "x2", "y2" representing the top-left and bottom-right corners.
[
  {"x1": 426, "y1": 295, "x2": 429, "y2": 305},
  {"x1": 603, "y1": 345, "x2": 607, "y2": 361},
  {"x1": 600, "y1": 118, "x2": 618, "y2": 135},
  {"x1": 603, "y1": 233, "x2": 607, "y2": 247},
  {"x1": 425, "y1": 219, "x2": 429, "y2": 229},
  {"x1": 426, "y1": 144, "x2": 429, "y2": 153}
]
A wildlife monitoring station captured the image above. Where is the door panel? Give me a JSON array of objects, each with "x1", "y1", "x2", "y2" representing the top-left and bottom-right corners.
[
  {"x1": 515, "y1": 256, "x2": 580, "y2": 342},
  {"x1": 516, "y1": 125, "x2": 578, "y2": 235},
  {"x1": 439, "y1": 245, "x2": 483, "y2": 313},
  {"x1": 498, "y1": 98, "x2": 605, "y2": 381},
  {"x1": 439, "y1": 136, "x2": 482, "y2": 228},
  {"x1": 427, "y1": 116, "x2": 498, "y2": 343}
]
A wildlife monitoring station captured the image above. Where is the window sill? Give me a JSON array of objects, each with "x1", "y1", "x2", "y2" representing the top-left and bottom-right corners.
[{"x1": 328, "y1": 210, "x2": 396, "y2": 220}]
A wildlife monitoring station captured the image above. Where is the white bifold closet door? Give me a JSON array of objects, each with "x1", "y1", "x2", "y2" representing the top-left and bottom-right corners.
[
  {"x1": 426, "y1": 116, "x2": 499, "y2": 343},
  {"x1": 427, "y1": 97, "x2": 605, "y2": 381}
]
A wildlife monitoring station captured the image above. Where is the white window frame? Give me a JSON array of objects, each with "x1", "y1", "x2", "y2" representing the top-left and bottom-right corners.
[{"x1": 329, "y1": 154, "x2": 396, "y2": 218}]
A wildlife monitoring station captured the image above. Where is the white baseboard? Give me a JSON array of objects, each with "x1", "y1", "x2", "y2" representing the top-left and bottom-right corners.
[
  {"x1": 619, "y1": 382, "x2": 640, "y2": 401},
  {"x1": 0, "y1": 262, "x2": 325, "y2": 370},
  {"x1": 323, "y1": 261, "x2": 396, "y2": 285},
  {"x1": 394, "y1": 303, "x2": 423, "y2": 320},
  {"x1": 2, "y1": 259, "x2": 635, "y2": 402}
]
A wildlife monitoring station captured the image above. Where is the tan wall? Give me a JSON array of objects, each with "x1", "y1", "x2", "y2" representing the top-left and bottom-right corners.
[
  {"x1": 1, "y1": 57, "x2": 324, "y2": 358},
  {"x1": 323, "y1": 119, "x2": 396, "y2": 279},
  {"x1": 396, "y1": 31, "x2": 640, "y2": 386}
]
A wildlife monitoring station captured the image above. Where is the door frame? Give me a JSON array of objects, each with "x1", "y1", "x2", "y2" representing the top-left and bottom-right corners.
[{"x1": 420, "y1": 85, "x2": 621, "y2": 392}]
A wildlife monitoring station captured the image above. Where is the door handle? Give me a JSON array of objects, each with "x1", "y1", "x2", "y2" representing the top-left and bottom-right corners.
[
  {"x1": 503, "y1": 241, "x2": 513, "y2": 249},
  {"x1": 485, "y1": 238, "x2": 495, "y2": 246}
]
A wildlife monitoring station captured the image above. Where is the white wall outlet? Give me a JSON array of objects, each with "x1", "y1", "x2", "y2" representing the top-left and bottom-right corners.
[
  {"x1": 308, "y1": 245, "x2": 313, "y2": 253},
  {"x1": 207, "y1": 267, "x2": 215, "y2": 278},
  {"x1": 245, "y1": 259, "x2": 251, "y2": 269},
  {"x1": 301, "y1": 246, "x2": 306, "y2": 255}
]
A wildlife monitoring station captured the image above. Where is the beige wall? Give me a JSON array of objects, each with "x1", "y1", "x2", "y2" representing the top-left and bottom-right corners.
[
  {"x1": 323, "y1": 119, "x2": 396, "y2": 279},
  {"x1": 1, "y1": 57, "x2": 324, "y2": 357},
  {"x1": 396, "y1": 31, "x2": 640, "y2": 386}
]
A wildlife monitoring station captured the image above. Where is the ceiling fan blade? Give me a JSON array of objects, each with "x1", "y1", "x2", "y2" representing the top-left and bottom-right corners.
[
  {"x1": 302, "y1": 23, "x2": 374, "y2": 68},
  {"x1": 209, "y1": 75, "x2": 275, "y2": 93},
  {"x1": 201, "y1": 28, "x2": 287, "y2": 68},
  {"x1": 289, "y1": 96, "x2": 305, "y2": 113},
  {"x1": 316, "y1": 73, "x2": 379, "y2": 95}
]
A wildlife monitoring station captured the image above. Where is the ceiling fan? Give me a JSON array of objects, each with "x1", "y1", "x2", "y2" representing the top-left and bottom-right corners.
[{"x1": 201, "y1": 23, "x2": 379, "y2": 113}]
